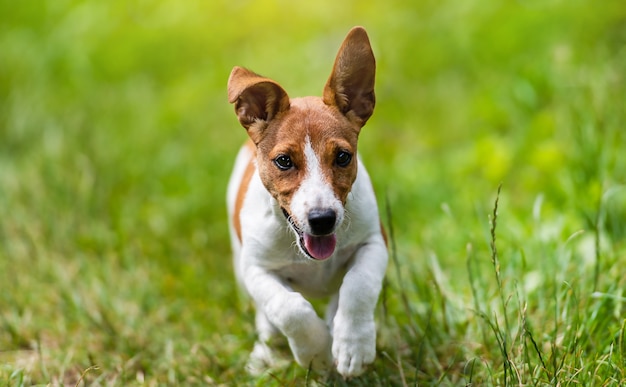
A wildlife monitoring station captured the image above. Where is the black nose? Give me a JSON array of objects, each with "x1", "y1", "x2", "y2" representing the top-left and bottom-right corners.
[{"x1": 308, "y1": 208, "x2": 337, "y2": 235}]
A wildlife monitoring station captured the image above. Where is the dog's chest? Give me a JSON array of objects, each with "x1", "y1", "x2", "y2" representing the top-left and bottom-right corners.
[{"x1": 271, "y1": 252, "x2": 352, "y2": 298}]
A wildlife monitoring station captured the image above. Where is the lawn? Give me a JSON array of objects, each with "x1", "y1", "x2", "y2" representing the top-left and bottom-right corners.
[{"x1": 1, "y1": 0, "x2": 625, "y2": 385}]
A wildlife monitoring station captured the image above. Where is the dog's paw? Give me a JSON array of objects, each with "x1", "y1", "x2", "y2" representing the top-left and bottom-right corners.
[
  {"x1": 246, "y1": 340, "x2": 286, "y2": 375},
  {"x1": 288, "y1": 317, "x2": 332, "y2": 373},
  {"x1": 246, "y1": 341, "x2": 273, "y2": 376},
  {"x1": 332, "y1": 315, "x2": 376, "y2": 378},
  {"x1": 305, "y1": 345, "x2": 333, "y2": 374}
]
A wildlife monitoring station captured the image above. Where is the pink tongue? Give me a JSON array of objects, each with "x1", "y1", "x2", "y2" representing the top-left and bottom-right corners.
[{"x1": 303, "y1": 233, "x2": 337, "y2": 260}]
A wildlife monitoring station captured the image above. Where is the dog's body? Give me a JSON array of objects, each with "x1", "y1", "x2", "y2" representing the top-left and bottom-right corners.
[{"x1": 226, "y1": 27, "x2": 388, "y2": 378}]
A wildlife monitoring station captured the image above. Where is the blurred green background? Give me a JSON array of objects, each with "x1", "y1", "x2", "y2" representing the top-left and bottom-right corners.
[{"x1": 1, "y1": 0, "x2": 625, "y2": 384}]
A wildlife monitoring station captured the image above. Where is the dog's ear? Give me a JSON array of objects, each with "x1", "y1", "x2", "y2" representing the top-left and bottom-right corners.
[
  {"x1": 323, "y1": 26, "x2": 376, "y2": 128},
  {"x1": 228, "y1": 66, "x2": 290, "y2": 144}
]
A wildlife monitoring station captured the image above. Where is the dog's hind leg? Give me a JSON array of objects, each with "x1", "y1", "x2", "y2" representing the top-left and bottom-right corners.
[{"x1": 245, "y1": 309, "x2": 287, "y2": 375}]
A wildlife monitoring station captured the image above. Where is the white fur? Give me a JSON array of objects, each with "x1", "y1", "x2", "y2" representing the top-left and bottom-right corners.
[
  {"x1": 289, "y1": 136, "x2": 344, "y2": 236},
  {"x1": 228, "y1": 142, "x2": 388, "y2": 377}
]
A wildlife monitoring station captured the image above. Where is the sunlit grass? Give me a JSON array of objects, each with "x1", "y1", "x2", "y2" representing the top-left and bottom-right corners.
[{"x1": 1, "y1": 0, "x2": 625, "y2": 385}]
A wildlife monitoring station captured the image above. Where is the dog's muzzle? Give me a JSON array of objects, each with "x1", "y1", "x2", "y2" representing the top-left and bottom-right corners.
[{"x1": 282, "y1": 207, "x2": 337, "y2": 260}]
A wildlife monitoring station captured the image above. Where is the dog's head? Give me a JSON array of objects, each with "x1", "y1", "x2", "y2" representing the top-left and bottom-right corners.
[{"x1": 228, "y1": 27, "x2": 376, "y2": 261}]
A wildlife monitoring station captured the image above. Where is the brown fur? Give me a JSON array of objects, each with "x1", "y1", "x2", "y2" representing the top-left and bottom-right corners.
[
  {"x1": 253, "y1": 97, "x2": 360, "y2": 217},
  {"x1": 233, "y1": 140, "x2": 256, "y2": 241}
]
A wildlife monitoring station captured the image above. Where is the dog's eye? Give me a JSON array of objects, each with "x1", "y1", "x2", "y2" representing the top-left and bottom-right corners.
[
  {"x1": 335, "y1": 151, "x2": 352, "y2": 167},
  {"x1": 274, "y1": 155, "x2": 293, "y2": 170}
]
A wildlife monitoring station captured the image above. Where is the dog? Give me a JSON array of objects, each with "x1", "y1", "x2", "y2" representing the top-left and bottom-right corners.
[{"x1": 226, "y1": 26, "x2": 388, "y2": 378}]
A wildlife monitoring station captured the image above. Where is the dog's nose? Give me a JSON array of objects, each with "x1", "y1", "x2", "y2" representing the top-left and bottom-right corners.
[{"x1": 308, "y1": 208, "x2": 337, "y2": 235}]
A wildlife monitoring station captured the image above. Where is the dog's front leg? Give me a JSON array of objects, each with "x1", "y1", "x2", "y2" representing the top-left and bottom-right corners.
[
  {"x1": 332, "y1": 236, "x2": 388, "y2": 378},
  {"x1": 243, "y1": 264, "x2": 332, "y2": 372}
]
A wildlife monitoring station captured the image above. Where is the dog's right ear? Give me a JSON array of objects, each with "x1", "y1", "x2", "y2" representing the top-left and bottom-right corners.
[{"x1": 228, "y1": 67, "x2": 290, "y2": 144}]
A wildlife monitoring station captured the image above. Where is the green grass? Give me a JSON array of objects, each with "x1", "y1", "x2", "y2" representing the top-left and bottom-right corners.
[{"x1": 1, "y1": 0, "x2": 625, "y2": 385}]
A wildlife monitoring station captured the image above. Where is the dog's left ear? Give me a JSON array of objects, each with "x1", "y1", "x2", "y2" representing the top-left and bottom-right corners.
[{"x1": 323, "y1": 26, "x2": 376, "y2": 129}]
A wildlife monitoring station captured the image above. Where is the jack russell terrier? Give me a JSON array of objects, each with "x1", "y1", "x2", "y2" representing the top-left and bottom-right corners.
[{"x1": 226, "y1": 26, "x2": 388, "y2": 378}]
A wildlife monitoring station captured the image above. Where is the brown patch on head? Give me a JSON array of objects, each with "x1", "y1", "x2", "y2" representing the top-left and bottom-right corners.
[
  {"x1": 251, "y1": 97, "x2": 360, "y2": 214},
  {"x1": 256, "y1": 135, "x2": 306, "y2": 214}
]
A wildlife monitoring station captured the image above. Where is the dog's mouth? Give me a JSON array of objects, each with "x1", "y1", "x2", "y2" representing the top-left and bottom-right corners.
[{"x1": 281, "y1": 208, "x2": 337, "y2": 261}]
